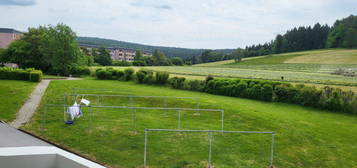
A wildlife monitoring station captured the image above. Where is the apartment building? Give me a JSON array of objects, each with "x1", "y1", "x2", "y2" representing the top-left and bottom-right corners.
[
  {"x1": 80, "y1": 44, "x2": 152, "y2": 62},
  {"x1": 0, "y1": 28, "x2": 22, "y2": 48}
]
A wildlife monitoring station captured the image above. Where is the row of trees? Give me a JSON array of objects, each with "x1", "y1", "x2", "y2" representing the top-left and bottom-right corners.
[
  {"x1": 91, "y1": 47, "x2": 185, "y2": 66},
  {"x1": 0, "y1": 24, "x2": 91, "y2": 75},
  {"x1": 131, "y1": 49, "x2": 185, "y2": 66},
  {"x1": 189, "y1": 15, "x2": 357, "y2": 64}
]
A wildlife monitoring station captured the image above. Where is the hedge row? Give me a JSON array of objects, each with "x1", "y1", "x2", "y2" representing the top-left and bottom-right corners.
[
  {"x1": 190, "y1": 78, "x2": 357, "y2": 114},
  {"x1": 95, "y1": 68, "x2": 357, "y2": 115},
  {"x1": 0, "y1": 67, "x2": 42, "y2": 82},
  {"x1": 47, "y1": 66, "x2": 90, "y2": 76},
  {"x1": 96, "y1": 68, "x2": 170, "y2": 85}
]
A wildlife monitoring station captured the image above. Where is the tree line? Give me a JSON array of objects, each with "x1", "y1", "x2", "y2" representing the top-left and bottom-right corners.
[
  {"x1": 85, "y1": 46, "x2": 186, "y2": 67},
  {"x1": 190, "y1": 15, "x2": 357, "y2": 64},
  {"x1": 0, "y1": 24, "x2": 92, "y2": 75}
]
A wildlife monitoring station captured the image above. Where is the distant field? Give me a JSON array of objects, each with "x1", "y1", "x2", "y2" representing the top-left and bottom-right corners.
[
  {"x1": 91, "y1": 49, "x2": 357, "y2": 89},
  {"x1": 285, "y1": 49, "x2": 357, "y2": 64},
  {"x1": 0, "y1": 80, "x2": 36, "y2": 122},
  {"x1": 202, "y1": 49, "x2": 357, "y2": 66},
  {"x1": 24, "y1": 79, "x2": 357, "y2": 168}
]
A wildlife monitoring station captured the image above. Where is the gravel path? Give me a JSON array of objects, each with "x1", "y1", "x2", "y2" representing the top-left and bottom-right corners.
[{"x1": 10, "y1": 80, "x2": 51, "y2": 128}]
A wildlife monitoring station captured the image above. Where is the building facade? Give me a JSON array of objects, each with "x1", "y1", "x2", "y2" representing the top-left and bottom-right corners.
[
  {"x1": 80, "y1": 44, "x2": 152, "y2": 62},
  {"x1": 0, "y1": 28, "x2": 22, "y2": 48}
]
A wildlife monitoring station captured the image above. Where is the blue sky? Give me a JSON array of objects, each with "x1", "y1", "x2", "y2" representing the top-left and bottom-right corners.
[{"x1": 1, "y1": 0, "x2": 357, "y2": 49}]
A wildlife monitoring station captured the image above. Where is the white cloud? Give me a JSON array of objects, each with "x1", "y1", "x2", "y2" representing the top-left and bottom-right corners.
[{"x1": 1, "y1": 0, "x2": 356, "y2": 49}]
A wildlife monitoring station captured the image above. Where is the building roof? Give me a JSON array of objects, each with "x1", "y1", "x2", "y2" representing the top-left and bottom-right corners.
[
  {"x1": 0, "y1": 121, "x2": 50, "y2": 147},
  {"x1": 0, "y1": 121, "x2": 106, "y2": 168},
  {"x1": 0, "y1": 28, "x2": 22, "y2": 34}
]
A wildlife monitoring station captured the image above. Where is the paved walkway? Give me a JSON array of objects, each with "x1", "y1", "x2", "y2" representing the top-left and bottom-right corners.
[{"x1": 10, "y1": 80, "x2": 51, "y2": 128}]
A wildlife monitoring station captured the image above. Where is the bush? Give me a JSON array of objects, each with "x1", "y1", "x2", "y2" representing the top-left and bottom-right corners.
[
  {"x1": 184, "y1": 80, "x2": 205, "y2": 91},
  {"x1": 294, "y1": 86, "x2": 321, "y2": 107},
  {"x1": 155, "y1": 71, "x2": 169, "y2": 84},
  {"x1": 112, "y1": 60, "x2": 132, "y2": 66},
  {"x1": 274, "y1": 84, "x2": 297, "y2": 103},
  {"x1": 124, "y1": 68, "x2": 135, "y2": 81},
  {"x1": 144, "y1": 72, "x2": 155, "y2": 84},
  {"x1": 0, "y1": 67, "x2": 42, "y2": 82},
  {"x1": 116, "y1": 70, "x2": 125, "y2": 80},
  {"x1": 69, "y1": 66, "x2": 90, "y2": 76},
  {"x1": 234, "y1": 81, "x2": 248, "y2": 97},
  {"x1": 136, "y1": 71, "x2": 146, "y2": 83},
  {"x1": 260, "y1": 84, "x2": 273, "y2": 101},
  {"x1": 29, "y1": 70, "x2": 43, "y2": 82},
  {"x1": 96, "y1": 69, "x2": 107, "y2": 80},
  {"x1": 170, "y1": 77, "x2": 186, "y2": 89}
]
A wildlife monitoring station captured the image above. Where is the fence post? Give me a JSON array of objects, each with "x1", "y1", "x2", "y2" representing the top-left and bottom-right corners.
[
  {"x1": 270, "y1": 132, "x2": 275, "y2": 167},
  {"x1": 144, "y1": 129, "x2": 148, "y2": 168},
  {"x1": 196, "y1": 98, "x2": 200, "y2": 110},
  {"x1": 221, "y1": 110, "x2": 224, "y2": 132},
  {"x1": 208, "y1": 132, "x2": 213, "y2": 168},
  {"x1": 133, "y1": 108, "x2": 137, "y2": 132},
  {"x1": 177, "y1": 110, "x2": 181, "y2": 129},
  {"x1": 63, "y1": 95, "x2": 67, "y2": 122}
]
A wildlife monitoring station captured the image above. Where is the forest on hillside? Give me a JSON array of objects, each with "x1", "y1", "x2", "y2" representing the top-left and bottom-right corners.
[
  {"x1": 77, "y1": 37, "x2": 234, "y2": 60},
  {"x1": 77, "y1": 15, "x2": 357, "y2": 65}
]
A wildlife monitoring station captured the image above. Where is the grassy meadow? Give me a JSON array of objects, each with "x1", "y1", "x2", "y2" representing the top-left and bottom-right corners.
[
  {"x1": 23, "y1": 79, "x2": 357, "y2": 168},
  {"x1": 91, "y1": 49, "x2": 357, "y2": 87},
  {"x1": 0, "y1": 80, "x2": 37, "y2": 122}
]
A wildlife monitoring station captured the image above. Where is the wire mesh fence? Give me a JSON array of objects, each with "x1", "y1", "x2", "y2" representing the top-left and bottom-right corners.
[
  {"x1": 47, "y1": 104, "x2": 224, "y2": 132},
  {"x1": 39, "y1": 103, "x2": 227, "y2": 167},
  {"x1": 144, "y1": 129, "x2": 275, "y2": 168},
  {"x1": 64, "y1": 94, "x2": 201, "y2": 109}
]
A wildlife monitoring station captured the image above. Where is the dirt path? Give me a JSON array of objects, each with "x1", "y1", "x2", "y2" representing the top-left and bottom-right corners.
[{"x1": 10, "y1": 80, "x2": 51, "y2": 128}]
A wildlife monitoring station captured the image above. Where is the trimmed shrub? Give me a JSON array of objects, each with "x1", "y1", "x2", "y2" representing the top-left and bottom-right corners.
[
  {"x1": 0, "y1": 67, "x2": 42, "y2": 82},
  {"x1": 184, "y1": 80, "x2": 205, "y2": 91},
  {"x1": 96, "y1": 69, "x2": 107, "y2": 80},
  {"x1": 274, "y1": 84, "x2": 297, "y2": 103},
  {"x1": 155, "y1": 71, "x2": 169, "y2": 84},
  {"x1": 124, "y1": 68, "x2": 134, "y2": 81},
  {"x1": 29, "y1": 70, "x2": 43, "y2": 82},
  {"x1": 144, "y1": 72, "x2": 155, "y2": 84},
  {"x1": 234, "y1": 81, "x2": 248, "y2": 97},
  {"x1": 116, "y1": 70, "x2": 125, "y2": 80},
  {"x1": 170, "y1": 77, "x2": 186, "y2": 89},
  {"x1": 294, "y1": 86, "x2": 321, "y2": 107},
  {"x1": 69, "y1": 66, "x2": 90, "y2": 76},
  {"x1": 261, "y1": 84, "x2": 273, "y2": 101},
  {"x1": 136, "y1": 71, "x2": 146, "y2": 83}
]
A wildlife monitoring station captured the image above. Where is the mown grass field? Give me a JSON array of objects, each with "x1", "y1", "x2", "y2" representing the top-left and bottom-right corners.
[
  {"x1": 92, "y1": 49, "x2": 357, "y2": 87},
  {"x1": 0, "y1": 80, "x2": 37, "y2": 122},
  {"x1": 23, "y1": 79, "x2": 357, "y2": 168}
]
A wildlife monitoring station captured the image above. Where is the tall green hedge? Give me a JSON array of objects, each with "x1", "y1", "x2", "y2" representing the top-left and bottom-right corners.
[
  {"x1": 0, "y1": 67, "x2": 42, "y2": 82},
  {"x1": 204, "y1": 78, "x2": 357, "y2": 115}
]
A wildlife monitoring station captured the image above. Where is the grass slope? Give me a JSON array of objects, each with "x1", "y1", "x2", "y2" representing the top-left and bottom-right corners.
[
  {"x1": 196, "y1": 49, "x2": 357, "y2": 67},
  {"x1": 24, "y1": 79, "x2": 357, "y2": 168},
  {"x1": 0, "y1": 80, "x2": 37, "y2": 122}
]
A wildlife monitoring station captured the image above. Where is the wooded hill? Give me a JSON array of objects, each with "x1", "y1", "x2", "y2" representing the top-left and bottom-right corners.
[{"x1": 77, "y1": 36, "x2": 234, "y2": 59}]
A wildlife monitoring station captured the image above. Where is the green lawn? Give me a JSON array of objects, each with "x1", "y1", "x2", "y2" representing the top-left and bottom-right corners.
[
  {"x1": 23, "y1": 79, "x2": 357, "y2": 168},
  {"x1": 0, "y1": 80, "x2": 37, "y2": 122}
]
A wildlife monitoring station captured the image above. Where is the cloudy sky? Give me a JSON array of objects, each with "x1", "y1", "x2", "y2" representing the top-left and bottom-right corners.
[{"x1": 1, "y1": 0, "x2": 357, "y2": 49}]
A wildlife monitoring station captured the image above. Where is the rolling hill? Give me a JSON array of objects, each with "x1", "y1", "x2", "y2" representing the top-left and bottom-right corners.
[
  {"x1": 195, "y1": 49, "x2": 357, "y2": 66},
  {"x1": 77, "y1": 36, "x2": 234, "y2": 59}
]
